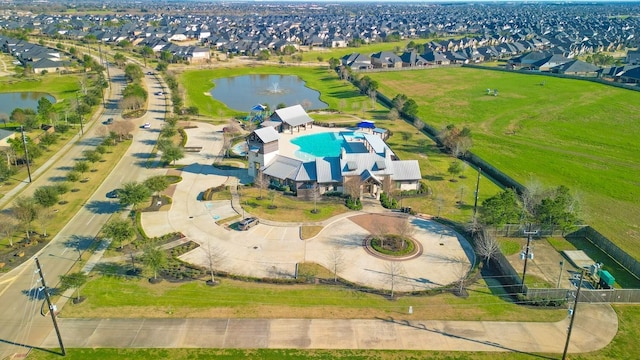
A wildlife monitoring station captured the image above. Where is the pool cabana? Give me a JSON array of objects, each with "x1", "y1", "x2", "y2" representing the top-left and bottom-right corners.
[{"x1": 270, "y1": 105, "x2": 314, "y2": 134}]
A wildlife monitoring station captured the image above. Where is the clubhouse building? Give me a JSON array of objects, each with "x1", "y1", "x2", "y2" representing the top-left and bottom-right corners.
[{"x1": 246, "y1": 106, "x2": 422, "y2": 200}]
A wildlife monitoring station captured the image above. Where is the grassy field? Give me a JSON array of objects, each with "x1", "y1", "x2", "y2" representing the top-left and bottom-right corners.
[
  {"x1": 60, "y1": 276, "x2": 564, "y2": 322},
  {"x1": 367, "y1": 67, "x2": 640, "y2": 259}
]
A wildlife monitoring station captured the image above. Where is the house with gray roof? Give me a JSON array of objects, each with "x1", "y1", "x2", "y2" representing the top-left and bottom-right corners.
[{"x1": 550, "y1": 59, "x2": 600, "y2": 77}]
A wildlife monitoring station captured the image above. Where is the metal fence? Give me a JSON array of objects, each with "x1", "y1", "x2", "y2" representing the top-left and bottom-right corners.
[
  {"x1": 572, "y1": 227, "x2": 640, "y2": 280},
  {"x1": 526, "y1": 287, "x2": 640, "y2": 303}
]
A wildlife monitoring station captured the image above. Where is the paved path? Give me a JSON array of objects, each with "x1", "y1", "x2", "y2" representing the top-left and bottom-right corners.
[{"x1": 41, "y1": 302, "x2": 616, "y2": 354}]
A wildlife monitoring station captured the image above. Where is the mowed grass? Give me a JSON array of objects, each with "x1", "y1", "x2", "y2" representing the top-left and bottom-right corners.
[
  {"x1": 239, "y1": 187, "x2": 349, "y2": 223},
  {"x1": 60, "y1": 276, "x2": 564, "y2": 322},
  {"x1": 368, "y1": 67, "x2": 640, "y2": 258}
]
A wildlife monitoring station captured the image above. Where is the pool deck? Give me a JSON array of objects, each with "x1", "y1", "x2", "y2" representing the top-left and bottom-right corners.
[{"x1": 277, "y1": 125, "x2": 372, "y2": 161}]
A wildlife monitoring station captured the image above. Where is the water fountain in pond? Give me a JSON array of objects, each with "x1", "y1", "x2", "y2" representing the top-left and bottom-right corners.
[{"x1": 266, "y1": 82, "x2": 286, "y2": 94}]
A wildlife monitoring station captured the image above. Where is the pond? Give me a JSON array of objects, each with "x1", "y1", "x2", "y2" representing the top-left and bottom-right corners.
[
  {"x1": 210, "y1": 75, "x2": 327, "y2": 112},
  {"x1": 0, "y1": 92, "x2": 56, "y2": 118}
]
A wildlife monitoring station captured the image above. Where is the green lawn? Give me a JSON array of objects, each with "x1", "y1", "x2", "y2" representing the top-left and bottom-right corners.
[
  {"x1": 59, "y1": 276, "x2": 564, "y2": 322},
  {"x1": 0, "y1": 74, "x2": 82, "y2": 105},
  {"x1": 367, "y1": 67, "x2": 640, "y2": 259}
]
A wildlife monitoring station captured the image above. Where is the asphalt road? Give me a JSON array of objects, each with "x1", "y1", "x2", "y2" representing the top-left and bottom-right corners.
[{"x1": 0, "y1": 65, "x2": 167, "y2": 359}]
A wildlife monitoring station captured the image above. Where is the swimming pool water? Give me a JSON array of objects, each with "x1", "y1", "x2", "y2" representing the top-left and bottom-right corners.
[{"x1": 291, "y1": 131, "x2": 363, "y2": 159}]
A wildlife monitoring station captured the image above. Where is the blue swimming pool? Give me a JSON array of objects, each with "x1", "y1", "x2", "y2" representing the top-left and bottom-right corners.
[{"x1": 291, "y1": 131, "x2": 364, "y2": 159}]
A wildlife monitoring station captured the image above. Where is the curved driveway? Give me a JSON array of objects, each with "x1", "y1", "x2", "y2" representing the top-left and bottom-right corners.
[{"x1": 141, "y1": 122, "x2": 475, "y2": 291}]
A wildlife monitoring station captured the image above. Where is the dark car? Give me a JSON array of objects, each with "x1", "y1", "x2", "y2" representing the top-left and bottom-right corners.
[
  {"x1": 106, "y1": 189, "x2": 120, "y2": 199},
  {"x1": 104, "y1": 117, "x2": 114, "y2": 125},
  {"x1": 238, "y1": 217, "x2": 259, "y2": 231}
]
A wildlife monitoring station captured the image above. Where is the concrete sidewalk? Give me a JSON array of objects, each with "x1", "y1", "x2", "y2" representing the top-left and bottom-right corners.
[{"x1": 42, "y1": 303, "x2": 616, "y2": 354}]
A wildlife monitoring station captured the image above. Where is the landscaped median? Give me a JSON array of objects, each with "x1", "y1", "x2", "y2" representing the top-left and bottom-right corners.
[{"x1": 0, "y1": 137, "x2": 132, "y2": 272}]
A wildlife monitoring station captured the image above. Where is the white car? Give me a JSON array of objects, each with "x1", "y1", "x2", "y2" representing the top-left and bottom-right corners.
[{"x1": 142, "y1": 122, "x2": 151, "y2": 129}]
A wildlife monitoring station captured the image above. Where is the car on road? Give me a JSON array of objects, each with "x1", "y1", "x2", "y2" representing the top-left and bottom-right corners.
[
  {"x1": 106, "y1": 189, "x2": 120, "y2": 198},
  {"x1": 147, "y1": 71, "x2": 155, "y2": 75},
  {"x1": 238, "y1": 217, "x2": 259, "y2": 231},
  {"x1": 142, "y1": 122, "x2": 151, "y2": 129},
  {"x1": 155, "y1": 91, "x2": 164, "y2": 96},
  {"x1": 104, "y1": 117, "x2": 114, "y2": 125}
]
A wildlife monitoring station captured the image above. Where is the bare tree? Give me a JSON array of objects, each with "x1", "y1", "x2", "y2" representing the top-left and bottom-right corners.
[
  {"x1": 111, "y1": 120, "x2": 135, "y2": 141},
  {"x1": 382, "y1": 176, "x2": 394, "y2": 201},
  {"x1": 474, "y1": 229, "x2": 499, "y2": 268},
  {"x1": 0, "y1": 214, "x2": 17, "y2": 247},
  {"x1": 395, "y1": 216, "x2": 415, "y2": 249},
  {"x1": 373, "y1": 221, "x2": 388, "y2": 250},
  {"x1": 95, "y1": 125, "x2": 108, "y2": 138},
  {"x1": 35, "y1": 206, "x2": 55, "y2": 237},
  {"x1": 452, "y1": 256, "x2": 470, "y2": 297},
  {"x1": 311, "y1": 183, "x2": 320, "y2": 214},
  {"x1": 386, "y1": 108, "x2": 399, "y2": 121},
  {"x1": 326, "y1": 247, "x2": 346, "y2": 283},
  {"x1": 12, "y1": 196, "x2": 38, "y2": 240},
  {"x1": 204, "y1": 242, "x2": 226, "y2": 284},
  {"x1": 255, "y1": 170, "x2": 267, "y2": 199},
  {"x1": 222, "y1": 133, "x2": 232, "y2": 158},
  {"x1": 343, "y1": 176, "x2": 362, "y2": 201},
  {"x1": 385, "y1": 261, "x2": 406, "y2": 299}
]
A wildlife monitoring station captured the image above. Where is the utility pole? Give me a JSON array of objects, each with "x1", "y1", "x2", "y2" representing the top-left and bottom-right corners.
[
  {"x1": 521, "y1": 224, "x2": 537, "y2": 292},
  {"x1": 20, "y1": 126, "x2": 32, "y2": 183},
  {"x1": 473, "y1": 167, "x2": 481, "y2": 218},
  {"x1": 35, "y1": 257, "x2": 66, "y2": 356},
  {"x1": 563, "y1": 269, "x2": 585, "y2": 360}
]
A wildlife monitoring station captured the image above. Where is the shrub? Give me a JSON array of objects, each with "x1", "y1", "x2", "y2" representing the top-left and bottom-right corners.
[
  {"x1": 516, "y1": 293, "x2": 566, "y2": 307},
  {"x1": 345, "y1": 197, "x2": 362, "y2": 210},
  {"x1": 380, "y1": 192, "x2": 399, "y2": 209},
  {"x1": 323, "y1": 191, "x2": 343, "y2": 197},
  {"x1": 53, "y1": 182, "x2": 70, "y2": 195},
  {"x1": 67, "y1": 171, "x2": 80, "y2": 182},
  {"x1": 56, "y1": 124, "x2": 69, "y2": 134}
]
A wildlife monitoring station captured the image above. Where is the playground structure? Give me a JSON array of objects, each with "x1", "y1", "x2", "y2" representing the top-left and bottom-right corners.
[{"x1": 243, "y1": 104, "x2": 268, "y2": 125}]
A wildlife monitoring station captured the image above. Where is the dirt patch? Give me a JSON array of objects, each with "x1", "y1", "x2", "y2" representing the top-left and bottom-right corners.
[{"x1": 349, "y1": 213, "x2": 407, "y2": 233}]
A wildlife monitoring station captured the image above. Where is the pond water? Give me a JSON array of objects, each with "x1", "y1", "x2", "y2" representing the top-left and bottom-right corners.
[
  {"x1": 0, "y1": 92, "x2": 56, "y2": 118},
  {"x1": 210, "y1": 75, "x2": 327, "y2": 112}
]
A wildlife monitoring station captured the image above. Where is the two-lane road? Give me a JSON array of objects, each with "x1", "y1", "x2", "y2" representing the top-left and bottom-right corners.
[{"x1": 0, "y1": 66, "x2": 169, "y2": 359}]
